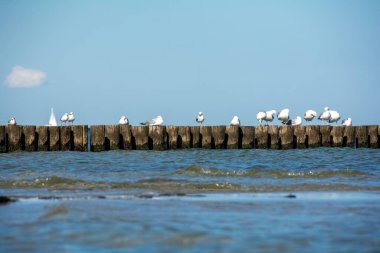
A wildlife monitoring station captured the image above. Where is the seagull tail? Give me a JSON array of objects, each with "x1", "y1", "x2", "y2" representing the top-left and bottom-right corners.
[{"x1": 140, "y1": 123, "x2": 146, "y2": 125}]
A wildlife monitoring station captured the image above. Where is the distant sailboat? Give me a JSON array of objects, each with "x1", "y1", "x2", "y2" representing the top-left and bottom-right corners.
[{"x1": 47, "y1": 108, "x2": 58, "y2": 126}]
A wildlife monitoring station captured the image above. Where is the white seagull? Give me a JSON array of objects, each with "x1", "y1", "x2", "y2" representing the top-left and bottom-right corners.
[
  {"x1": 8, "y1": 117, "x2": 17, "y2": 125},
  {"x1": 140, "y1": 115, "x2": 164, "y2": 126},
  {"x1": 119, "y1": 116, "x2": 129, "y2": 125},
  {"x1": 304, "y1": 110, "x2": 317, "y2": 123},
  {"x1": 318, "y1": 107, "x2": 331, "y2": 123},
  {"x1": 342, "y1": 118, "x2": 352, "y2": 126},
  {"x1": 256, "y1": 111, "x2": 266, "y2": 125},
  {"x1": 277, "y1": 109, "x2": 290, "y2": 124},
  {"x1": 264, "y1": 110, "x2": 277, "y2": 125},
  {"x1": 230, "y1": 116, "x2": 240, "y2": 126},
  {"x1": 60, "y1": 113, "x2": 69, "y2": 125},
  {"x1": 68, "y1": 112, "x2": 75, "y2": 125},
  {"x1": 285, "y1": 116, "x2": 302, "y2": 126},
  {"x1": 328, "y1": 110, "x2": 340, "y2": 124},
  {"x1": 196, "y1": 112, "x2": 204, "y2": 125}
]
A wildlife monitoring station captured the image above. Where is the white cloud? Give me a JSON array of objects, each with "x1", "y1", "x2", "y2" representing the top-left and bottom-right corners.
[{"x1": 5, "y1": 66, "x2": 46, "y2": 88}]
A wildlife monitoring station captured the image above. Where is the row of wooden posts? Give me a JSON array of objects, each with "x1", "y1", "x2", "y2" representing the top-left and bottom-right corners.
[{"x1": 0, "y1": 125, "x2": 379, "y2": 153}]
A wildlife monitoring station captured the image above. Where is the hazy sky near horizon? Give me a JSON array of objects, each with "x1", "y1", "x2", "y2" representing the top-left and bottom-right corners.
[{"x1": 1, "y1": 0, "x2": 379, "y2": 125}]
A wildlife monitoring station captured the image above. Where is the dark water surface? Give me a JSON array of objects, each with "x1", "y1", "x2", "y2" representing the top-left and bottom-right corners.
[{"x1": 1, "y1": 149, "x2": 380, "y2": 252}]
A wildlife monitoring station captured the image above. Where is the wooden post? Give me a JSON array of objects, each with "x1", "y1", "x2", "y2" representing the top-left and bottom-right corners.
[
  {"x1": 200, "y1": 126, "x2": 212, "y2": 149},
  {"x1": 36, "y1": 126, "x2": 49, "y2": 151},
  {"x1": 132, "y1": 126, "x2": 149, "y2": 150},
  {"x1": 166, "y1": 126, "x2": 178, "y2": 149},
  {"x1": 368, "y1": 125, "x2": 378, "y2": 149},
  {"x1": 60, "y1": 126, "x2": 72, "y2": 151},
  {"x1": 119, "y1": 125, "x2": 132, "y2": 150},
  {"x1": 211, "y1": 126, "x2": 226, "y2": 149},
  {"x1": 240, "y1": 126, "x2": 254, "y2": 149},
  {"x1": 49, "y1": 126, "x2": 60, "y2": 151},
  {"x1": 294, "y1": 126, "x2": 306, "y2": 148},
  {"x1": 279, "y1": 125, "x2": 293, "y2": 149},
  {"x1": 226, "y1": 125, "x2": 240, "y2": 149},
  {"x1": 331, "y1": 126, "x2": 344, "y2": 147},
  {"x1": 320, "y1": 125, "x2": 332, "y2": 147},
  {"x1": 149, "y1": 125, "x2": 167, "y2": 150},
  {"x1": 7, "y1": 125, "x2": 22, "y2": 152},
  {"x1": 255, "y1": 125, "x2": 268, "y2": 149},
  {"x1": 90, "y1": 125, "x2": 105, "y2": 152},
  {"x1": 22, "y1": 126, "x2": 37, "y2": 151},
  {"x1": 0, "y1": 126, "x2": 6, "y2": 153},
  {"x1": 71, "y1": 125, "x2": 87, "y2": 151},
  {"x1": 343, "y1": 126, "x2": 355, "y2": 148},
  {"x1": 305, "y1": 125, "x2": 320, "y2": 148},
  {"x1": 190, "y1": 126, "x2": 201, "y2": 148},
  {"x1": 268, "y1": 125, "x2": 279, "y2": 149},
  {"x1": 105, "y1": 125, "x2": 120, "y2": 150},
  {"x1": 355, "y1": 126, "x2": 368, "y2": 148},
  {"x1": 178, "y1": 126, "x2": 191, "y2": 148}
]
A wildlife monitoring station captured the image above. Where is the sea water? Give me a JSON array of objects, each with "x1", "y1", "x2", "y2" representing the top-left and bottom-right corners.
[{"x1": 0, "y1": 149, "x2": 379, "y2": 252}]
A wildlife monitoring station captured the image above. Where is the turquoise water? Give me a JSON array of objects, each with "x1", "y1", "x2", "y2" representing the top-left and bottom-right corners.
[{"x1": 1, "y1": 149, "x2": 380, "y2": 252}]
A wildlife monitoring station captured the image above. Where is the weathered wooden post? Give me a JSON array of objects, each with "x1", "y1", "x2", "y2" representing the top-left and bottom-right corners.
[
  {"x1": 60, "y1": 126, "x2": 72, "y2": 151},
  {"x1": 178, "y1": 126, "x2": 191, "y2": 148},
  {"x1": 255, "y1": 125, "x2": 268, "y2": 149},
  {"x1": 279, "y1": 125, "x2": 294, "y2": 149},
  {"x1": 90, "y1": 125, "x2": 105, "y2": 152},
  {"x1": 149, "y1": 126, "x2": 167, "y2": 150},
  {"x1": 49, "y1": 126, "x2": 60, "y2": 151},
  {"x1": 132, "y1": 126, "x2": 149, "y2": 150},
  {"x1": 320, "y1": 125, "x2": 332, "y2": 147},
  {"x1": 368, "y1": 125, "x2": 378, "y2": 149},
  {"x1": 36, "y1": 126, "x2": 49, "y2": 151},
  {"x1": 166, "y1": 126, "x2": 178, "y2": 149},
  {"x1": 200, "y1": 126, "x2": 212, "y2": 148},
  {"x1": 22, "y1": 126, "x2": 37, "y2": 151},
  {"x1": 294, "y1": 126, "x2": 306, "y2": 148},
  {"x1": 0, "y1": 126, "x2": 6, "y2": 153},
  {"x1": 355, "y1": 126, "x2": 368, "y2": 148},
  {"x1": 7, "y1": 125, "x2": 22, "y2": 152},
  {"x1": 343, "y1": 126, "x2": 355, "y2": 147},
  {"x1": 119, "y1": 125, "x2": 132, "y2": 150},
  {"x1": 240, "y1": 126, "x2": 254, "y2": 149},
  {"x1": 211, "y1": 126, "x2": 226, "y2": 149},
  {"x1": 71, "y1": 125, "x2": 88, "y2": 151},
  {"x1": 305, "y1": 125, "x2": 320, "y2": 148},
  {"x1": 190, "y1": 126, "x2": 201, "y2": 148},
  {"x1": 226, "y1": 125, "x2": 240, "y2": 149},
  {"x1": 105, "y1": 125, "x2": 120, "y2": 150},
  {"x1": 268, "y1": 125, "x2": 279, "y2": 149},
  {"x1": 331, "y1": 126, "x2": 344, "y2": 147}
]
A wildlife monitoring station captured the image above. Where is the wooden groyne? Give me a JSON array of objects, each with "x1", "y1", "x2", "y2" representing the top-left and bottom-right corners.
[{"x1": 0, "y1": 125, "x2": 379, "y2": 152}]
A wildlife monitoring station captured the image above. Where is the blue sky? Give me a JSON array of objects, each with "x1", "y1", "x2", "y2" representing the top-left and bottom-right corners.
[{"x1": 1, "y1": 0, "x2": 379, "y2": 126}]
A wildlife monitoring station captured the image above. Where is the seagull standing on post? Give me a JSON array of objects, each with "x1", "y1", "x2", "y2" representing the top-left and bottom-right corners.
[
  {"x1": 8, "y1": 117, "x2": 17, "y2": 125},
  {"x1": 196, "y1": 112, "x2": 204, "y2": 125},
  {"x1": 68, "y1": 112, "x2": 75, "y2": 125},
  {"x1": 119, "y1": 116, "x2": 129, "y2": 125},
  {"x1": 230, "y1": 116, "x2": 240, "y2": 126},
  {"x1": 304, "y1": 110, "x2": 317, "y2": 124},
  {"x1": 277, "y1": 109, "x2": 290, "y2": 124},
  {"x1": 264, "y1": 110, "x2": 277, "y2": 125},
  {"x1": 257, "y1": 111, "x2": 266, "y2": 125},
  {"x1": 60, "y1": 113, "x2": 69, "y2": 125},
  {"x1": 140, "y1": 115, "x2": 164, "y2": 126}
]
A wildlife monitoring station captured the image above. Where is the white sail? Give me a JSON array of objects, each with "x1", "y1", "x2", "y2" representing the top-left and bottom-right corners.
[{"x1": 48, "y1": 108, "x2": 58, "y2": 126}]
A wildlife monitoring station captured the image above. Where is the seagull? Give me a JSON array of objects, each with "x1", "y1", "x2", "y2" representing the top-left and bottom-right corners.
[
  {"x1": 342, "y1": 118, "x2": 352, "y2": 126},
  {"x1": 257, "y1": 111, "x2": 266, "y2": 125},
  {"x1": 277, "y1": 109, "x2": 290, "y2": 124},
  {"x1": 264, "y1": 110, "x2": 277, "y2": 125},
  {"x1": 230, "y1": 116, "x2": 240, "y2": 126},
  {"x1": 196, "y1": 112, "x2": 204, "y2": 125},
  {"x1": 304, "y1": 110, "x2": 317, "y2": 123},
  {"x1": 119, "y1": 116, "x2": 129, "y2": 125},
  {"x1": 68, "y1": 112, "x2": 75, "y2": 125},
  {"x1": 60, "y1": 113, "x2": 69, "y2": 125},
  {"x1": 285, "y1": 116, "x2": 302, "y2": 126},
  {"x1": 140, "y1": 115, "x2": 164, "y2": 126},
  {"x1": 318, "y1": 107, "x2": 331, "y2": 124},
  {"x1": 8, "y1": 117, "x2": 16, "y2": 125},
  {"x1": 328, "y1": 110, "x2": 340, "y2": 124}
]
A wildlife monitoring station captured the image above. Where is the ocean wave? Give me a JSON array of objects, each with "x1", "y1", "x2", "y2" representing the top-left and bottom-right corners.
[{"x1": 175, "y1": 166, "x2": 371, "y2": 179}]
